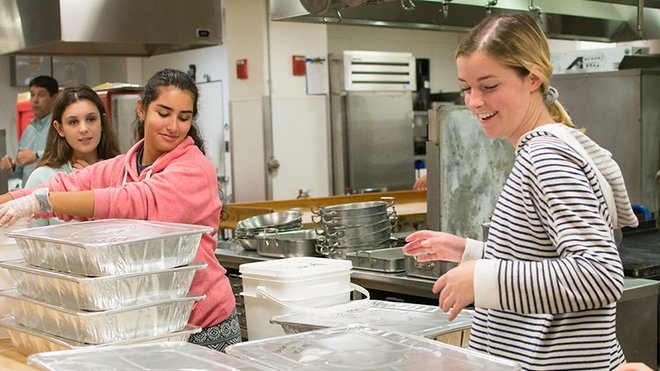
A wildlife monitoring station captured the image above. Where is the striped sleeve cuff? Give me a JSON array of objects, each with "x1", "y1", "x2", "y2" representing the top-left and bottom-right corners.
[
  {"x1": 462, "y1": 238, "x2": 484, "y2": 261},
  {"x1": 474, "y1": 259, "x2": 501, "y2": 310}
]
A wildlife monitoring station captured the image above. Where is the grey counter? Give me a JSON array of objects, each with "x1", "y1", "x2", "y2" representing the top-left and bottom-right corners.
[
  {"x1": 216, "y1": 240, "x2": 435, "y2": 299},
  {"x1": 215, "y1": 240, "x2": 657, "y2": 302}
]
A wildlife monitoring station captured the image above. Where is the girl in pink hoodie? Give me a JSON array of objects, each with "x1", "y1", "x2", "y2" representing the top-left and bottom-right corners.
[{"x1": 0, "y1": 69, "x2": 239, "y2": 351}]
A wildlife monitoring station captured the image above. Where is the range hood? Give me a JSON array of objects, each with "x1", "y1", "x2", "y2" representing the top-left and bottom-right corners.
[
  {"x1": 271, "y1": 0, "x2": 660, "y2": 43},
  {"x1": 0, "y1": 0, "x2": 222, "y2": 57}
]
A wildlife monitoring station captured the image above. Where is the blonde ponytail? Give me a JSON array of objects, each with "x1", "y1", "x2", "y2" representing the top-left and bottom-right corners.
[{"x1": 549, "y1": 100, "x2": 575, "y2": 128}]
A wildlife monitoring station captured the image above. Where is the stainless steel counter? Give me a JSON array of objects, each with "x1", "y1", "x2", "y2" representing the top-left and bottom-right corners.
[
  {"x1": 215, "y1": 240, "x2": 657, "y2": 302},
  {"x1": 216, "y1": 240, "x2": 659, "y2": 366},
  {"x1": 216, "y1": 240, "x2": 436, "y2": 299}
]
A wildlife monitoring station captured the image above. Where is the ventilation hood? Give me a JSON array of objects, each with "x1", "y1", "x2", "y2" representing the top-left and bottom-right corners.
[
  {"x1": 271, "y1": 0, "x2": 660, "y2": 43},
  {"x1": 0, "y1": 0, "x2": 222, "y2": 57}
]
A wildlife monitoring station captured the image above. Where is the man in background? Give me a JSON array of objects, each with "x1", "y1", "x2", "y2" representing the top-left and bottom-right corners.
[{"x1": 0, "y1": 75, "x2": 59, "y2": 187}]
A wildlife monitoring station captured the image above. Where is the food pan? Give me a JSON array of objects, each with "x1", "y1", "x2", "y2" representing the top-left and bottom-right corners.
[
  {"x1": 0, "y1": 316, "x2": 201, "y2": 356},
  {"x1": 316, "y1": 219, "x2": 391, "y2": 238},
  {"x1": 7, "y1": 219, "x2": 212, "y2": 276},
  {"x1": 345, "y1": 247, "x2": 405, "y2": 273},
  {"x1": 0, "y1": 289, "x2": 204, "y2": 344},
  {"x1": 404, "y1": 254, "x2": 457, "y2": 279},
  {"x1": 237, "y1": 210, "x2": 303, "y2": 230},
  {"x1": 270, "y1": 300, "x2": 473, "y2": 338},
  {"x1": 28, "y1": 341, "x2": 273, "y2": 371},
  {"x1": 316, "y1": 238, "x2": 395, "y2": 260},
  {"x1": 256, "y1": 229, "x2": 320, "y2": 258},
  {"x1": 226, "y1": 324, "x2": 521, "y2": 370},
  {"x1": 0, "y1": 259, "x2": 206, "y2": 311},
  {"x1": 311, "y1": 198, "x2": 394, "y2": 218}
]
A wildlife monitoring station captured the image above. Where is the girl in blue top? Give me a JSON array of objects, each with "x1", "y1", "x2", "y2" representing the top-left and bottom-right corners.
[{"x1": 25, "y1": 85, "x2": 120, "y2": 226}]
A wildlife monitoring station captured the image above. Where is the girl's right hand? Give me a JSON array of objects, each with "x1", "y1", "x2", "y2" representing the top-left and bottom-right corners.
[
  {"x1": 402, "y1": 230, "x2": 466, "y2": 263},
  {"x1": 72, "y1": 159, "x2": 91, "y2": 171}
]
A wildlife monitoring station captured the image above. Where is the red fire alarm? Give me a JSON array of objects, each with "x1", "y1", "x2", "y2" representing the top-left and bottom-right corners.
[
  {"x1": 292, "y1": 55, "x2": 306, "y2": 76},
  {"x1": 236, "y1": 59, "x2": 248, "y2": 80}
]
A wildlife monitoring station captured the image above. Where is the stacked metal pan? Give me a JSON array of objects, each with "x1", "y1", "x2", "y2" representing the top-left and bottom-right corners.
[
  {"x1": 0, "y1": 219, "x2": 210, "y2": 356},
  {"x1": 313, "y1": 198, "x2": 398, "y2": 259},
  {"x1": 235, "y1": 210, "x2": 303, "y2": 251}
]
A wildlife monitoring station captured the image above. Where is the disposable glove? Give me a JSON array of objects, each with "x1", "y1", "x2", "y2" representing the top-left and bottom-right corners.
[{"x1": 0, "y1": 189, "x2": 51, "y2": 227}]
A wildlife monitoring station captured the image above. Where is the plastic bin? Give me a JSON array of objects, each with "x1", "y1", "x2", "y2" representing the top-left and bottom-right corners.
[{"x1": 239, "y1": 257, "x2": 356, "y2": 340}]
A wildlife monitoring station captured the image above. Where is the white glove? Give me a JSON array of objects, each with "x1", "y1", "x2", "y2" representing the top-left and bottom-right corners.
[{"x1": 0, "y1": 189, "x2": 51, "y2": 227}]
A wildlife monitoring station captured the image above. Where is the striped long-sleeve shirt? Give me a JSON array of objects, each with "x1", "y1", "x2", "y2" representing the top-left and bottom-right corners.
[{"x1": 464, "y1": 126, "x2": 638, "y2": 370}]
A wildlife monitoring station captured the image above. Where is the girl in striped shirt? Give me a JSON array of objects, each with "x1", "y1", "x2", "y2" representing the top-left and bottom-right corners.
[{"x1": 403, "y1": 13, "x2": 639, "y2": 370}]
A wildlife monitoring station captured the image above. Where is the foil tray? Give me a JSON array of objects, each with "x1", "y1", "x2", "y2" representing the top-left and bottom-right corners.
[
  {"x1": 28, "y1": 341, "x2": 272, "y2": 371},
  {"x1": 0, "y1": 289, "x2": 204, "y2": 344},
  {"x1": 226, "y1": 324, "x2": 521, "y2": 370},
  {"x1": 0, "y1": 316, "x2": 201, "y2": 356},
  {"x1": 0, "y1": 259, "x2": 207, "y2": 311},
  {"x1": 270, "y1": 300, "x2": 473, "y2": 338},
  {"x1": 7, "y1": 219, "x2": 212, "y2": 276}
]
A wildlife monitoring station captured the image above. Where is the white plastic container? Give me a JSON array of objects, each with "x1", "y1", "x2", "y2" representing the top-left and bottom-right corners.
[
  {"x1": 239, "y1": 257, "x2": 354, "y2": 340},
  {"x1": 0, "y1": 218, "x2": 30, "y2": 339}
]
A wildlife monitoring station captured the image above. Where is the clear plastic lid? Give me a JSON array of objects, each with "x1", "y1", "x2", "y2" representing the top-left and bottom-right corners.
[
  {"x1": 271, "y1": 300, "x2": 473, "y2": 338},
  {"x1": 7, "y1": 219, "x2": 212, "y2": 248},
  {"x1": 28, "y1": 341, "x2": 272, "y2": 371},
  {"x1": 226, "y1": 324, "x2": 521, "y2": 370}
]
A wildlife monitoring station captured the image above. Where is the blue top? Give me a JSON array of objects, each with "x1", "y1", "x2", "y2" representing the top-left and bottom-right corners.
[
  {"x1": 24, "y1": 162, "x2": 73, "y2": 227},
  {"x1": 14, "y1": 113, "x2": 52, "y2": 187}
]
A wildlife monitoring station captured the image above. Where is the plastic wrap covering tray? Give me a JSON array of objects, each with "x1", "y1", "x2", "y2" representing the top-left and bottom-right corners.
[
  {"x1": 0, "y1": 289, "x2": 204, "y2": 344},
  {"x1": 28, "y1": 341, "x2": 273, "y2": 371},
  {"x1": 6, "y1": 219, "x2": 212, "y2": 276},
  {"x1": 0, "y1": 259, "x2": 207, "y2": 311},
  {"x1": 0, "y1": 316, "x2": 201, "y2": 356},
  {"x1": 226, "y1": 324, "x2": 521, "y2": 370},
  {"x1": 270, "y1": 300, "x2": 473, "y2": 338}
]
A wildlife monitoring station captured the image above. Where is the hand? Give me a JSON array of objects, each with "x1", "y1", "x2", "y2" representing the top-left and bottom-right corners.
[
  {"x1": 72, "y1": 159, "x2": 91, "y2": 171},
  {"x1": 0, "y1": 155, "x2": 14, "y2": 172},
  {"x1": 0, "y1": 195, "x2": 40, "y2": 227},
  {"x1": 412, "y1": 174, "x2": 427, "y2": 191},
  {"x1": 614, "y1": 363, "x2": 654, "y2": 371},
  {"x1": 402, "y1": 230, "x2": 466, "y2": 263},
  {"x1": 433, "y1": 260, "x2": 476, "y2": 320},
  {"x1": 16, "y1": 148, "x2": 37, "y2": 166}
]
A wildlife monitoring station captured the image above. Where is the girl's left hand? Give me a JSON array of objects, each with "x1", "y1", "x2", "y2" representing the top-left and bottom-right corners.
[
  {"x1": 433, "y1": 260, "x2": 476, "y2": 320},
  {"x1": 72, "y1": 159, "x2": 91, "y2": 171}
]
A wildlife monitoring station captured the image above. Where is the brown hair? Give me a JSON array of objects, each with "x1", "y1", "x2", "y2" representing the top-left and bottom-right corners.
[
  {"x1": 40, "y1": 85, "x2": 121, "y2": 168},
  {"x1": 455, "y1": 13, "x2": 574, "y2": 127}
]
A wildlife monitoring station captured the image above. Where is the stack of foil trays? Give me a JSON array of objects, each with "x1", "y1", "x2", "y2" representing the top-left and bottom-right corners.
[{"x1": 0, "y1": 219, "x2": 211, "y2": 355}]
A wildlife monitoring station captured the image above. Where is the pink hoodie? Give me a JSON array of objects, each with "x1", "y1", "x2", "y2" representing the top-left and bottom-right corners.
[{"x1": 11, "y1": 137, "x2": 235, "y2": 329}]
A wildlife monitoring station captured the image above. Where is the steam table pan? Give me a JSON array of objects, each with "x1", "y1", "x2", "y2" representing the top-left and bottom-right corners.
[
  {"x1": 0, "y1": 316, "x2": 201, "y2": 356},
  {"x1": 404, "y1": 254, "x2": 457, "y2": 280},
  {"x1": 0, "y1": 289, "x2": 204, "y2": 344},
  {"x1": 0, "y1": 259, "x2": 206, "y2": 311},
  {"x1": 226, "y1": 324, "x2": 521, "y2": 370},
  {"x1": 7, "y1": 219, "x2": 212, "y2": 276},
  {"x1": 28, "y1": 341, "x2": 273, "y2": 371},
  {"x1": 270, "y1": 300, "x2": 473, "y2": 338},
  {"x1": 345, "y1": 247, "x2": 405, "y2": 273}
]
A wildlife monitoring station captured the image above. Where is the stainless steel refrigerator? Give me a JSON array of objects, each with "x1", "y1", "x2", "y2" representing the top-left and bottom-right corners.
[
  {"x1": 329, "y1": 50, "x2": 416, "y2": 194},
  {"x1": 552, "y1": 69, "x2": 660, "y2": 215}
]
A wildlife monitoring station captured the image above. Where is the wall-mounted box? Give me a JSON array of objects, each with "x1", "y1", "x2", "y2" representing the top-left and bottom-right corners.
[
  {"x1": 52, "y1": 56, "x2": 87, "y2": 86},
  {"x1": 9, "y1": 56, "x2": 51, "y2": 87}
]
